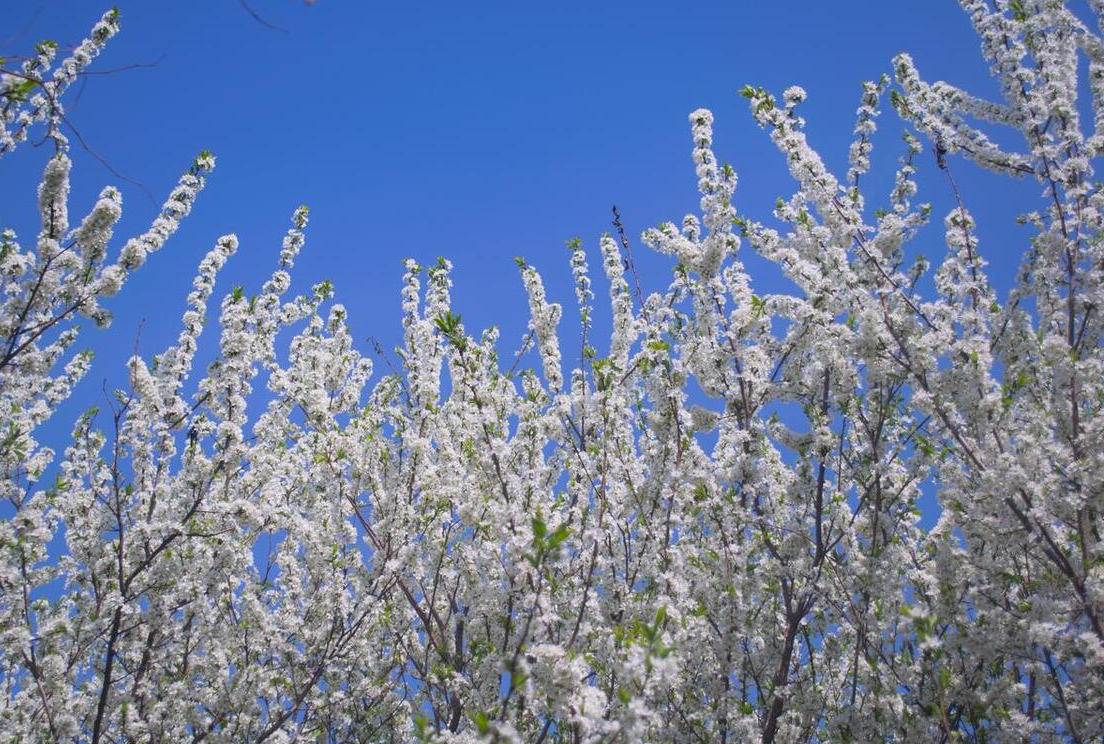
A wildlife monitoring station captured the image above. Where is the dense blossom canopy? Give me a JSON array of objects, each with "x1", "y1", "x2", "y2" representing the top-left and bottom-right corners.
[{"x1": 1, "y1": 2, "x2": 1103, "y2": 742}]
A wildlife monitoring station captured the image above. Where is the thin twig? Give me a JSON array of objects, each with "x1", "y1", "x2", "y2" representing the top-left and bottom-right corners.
[
  {"x1": 74, "y1": 57, "x2": 166, "y2": 77},
  {"x1": 507, "y1": 329, "x2": 535, "y2": 377},
  {"x1": 237, "y1": 0, "x2": 288, "y2": 33},
  {"x1": 0, "y1": 2, "x2": 48, "y2": 50},
  {"x1": 59, "y1": 109, "x2": 156, "y2": 207},
  {"x1": 612, "y1": 205, "x2": 651, "y2": 321}
]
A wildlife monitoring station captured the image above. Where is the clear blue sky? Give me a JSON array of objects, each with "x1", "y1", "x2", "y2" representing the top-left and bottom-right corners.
[{"x1": 2, "y1": 0, "x2": 1040, "y2": 456}]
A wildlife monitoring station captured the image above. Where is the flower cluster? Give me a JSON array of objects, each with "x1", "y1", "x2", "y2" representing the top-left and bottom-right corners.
[
  {"x1": 2, "y1": 2, "x2": 1104, "y2": 742},
  {"x1": 0, "y1": 9, "x2": 120, "y2": 156}
]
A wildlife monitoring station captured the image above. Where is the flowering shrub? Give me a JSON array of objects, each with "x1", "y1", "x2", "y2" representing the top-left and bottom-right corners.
[{"x1": 2, "y1": 2, "x2": 1103, "y2": 742}]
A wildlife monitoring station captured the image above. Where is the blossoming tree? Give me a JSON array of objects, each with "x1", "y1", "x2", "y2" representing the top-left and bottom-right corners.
[{"x1": 1, "y1": 2, "x2": 1102, "y2": 741}]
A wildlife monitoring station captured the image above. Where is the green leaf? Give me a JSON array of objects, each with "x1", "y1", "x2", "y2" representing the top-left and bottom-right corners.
[
  {"x1": 469, "y1": 711, "x2": 490, "y2": 735},
  {"x1": 434, "y1": 311, "x2": 462, "y2": 336},
  {"x1": 531, "y1": 514, "x2": 547, "y2": 542},
  {"x1": 547, "y1": 523, "x2": 571, "y2": 551},
  {"x1": 6, "y1": 79, "x2": 38, "y2": 102}
]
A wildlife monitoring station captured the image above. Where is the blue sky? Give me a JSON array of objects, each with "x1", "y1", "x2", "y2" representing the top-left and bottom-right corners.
[{"x1": 2, "y1": 1, "x2": 1041, "y2": 464}]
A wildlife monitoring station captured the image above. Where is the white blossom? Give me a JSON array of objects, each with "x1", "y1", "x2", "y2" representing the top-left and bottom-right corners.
[{"x1": 3, "y1": 3, "x2": 1104, "y2": 742}]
